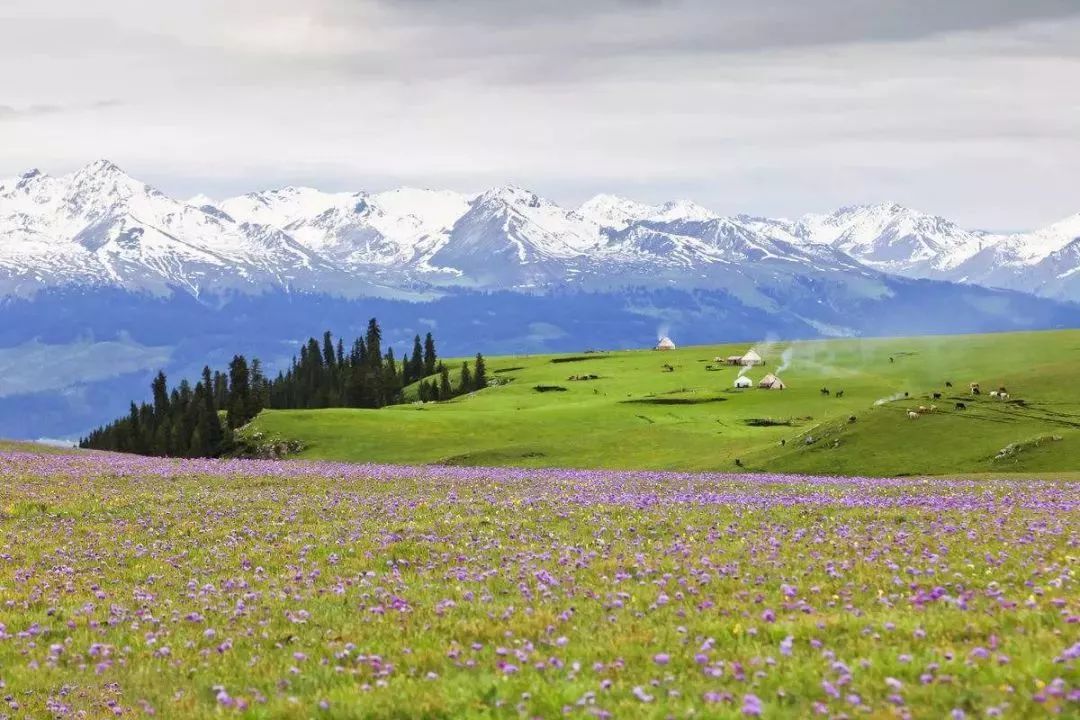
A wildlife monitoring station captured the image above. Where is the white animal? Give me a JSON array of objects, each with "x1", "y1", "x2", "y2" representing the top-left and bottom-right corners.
[
  {"x1": 999, "y1": 392, "x2": 1010, "y2": 400},
  {"x1": 989, "y1": 390, "x2": 1000, "y2": 398},
  {"x1": 907, "y1": 411, "x2": 920, "y2": 420}
]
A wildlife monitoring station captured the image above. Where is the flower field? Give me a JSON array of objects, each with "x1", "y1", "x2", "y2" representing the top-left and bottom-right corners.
[{"x1": 0, "y1": 451, "x2": 1077, "y2": 718}]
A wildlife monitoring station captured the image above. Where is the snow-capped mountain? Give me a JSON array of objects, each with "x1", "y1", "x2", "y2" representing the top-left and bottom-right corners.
[
  {"x1": 791, "y1": 203, "x2": 994, "y2": 275},
  {"x1": 0, "y1": 160, "x2": 328, "y2": 297},
  {"x1": 946, "y1": 213, "x2": 1080, "y2": 291},
  {"x1": 2, "y1": 159, "x2": 1079, "y2": 302}
]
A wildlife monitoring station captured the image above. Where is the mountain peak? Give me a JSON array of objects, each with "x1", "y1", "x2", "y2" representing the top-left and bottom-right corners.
[
  {"x1": 650, "y1": 199, "x2": 718, "y2": 223},
  {"x1": 478, "y1": 185, "x2": 546, "y2": 208},
  {"x1": 80, "y1": 158, "x2": 125, "y2": 176},
  {"x1": 578, "y1": 194, "x2": 655, "y2": 230}
]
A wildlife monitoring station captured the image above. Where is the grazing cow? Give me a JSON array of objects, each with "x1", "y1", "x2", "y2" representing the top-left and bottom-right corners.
[
  {"x1": 932, "y1": 392, "x2": 942, "y2": 400},
  {"x1": 999, "y1": 392, "x2": 1010, "y2": 400},
  {"x1": 835, "y1": 390, "x2": 845, "y2": 398},
  {"x1": 945, "y1": 381, "x2": 953, "y2": 388},
  {"x1": 907, "y1": 411, "x2": 920, "y2": 420},
  {"x1": 955, "y1": 402, "x2": 967, "y2": 410},
  {"x1": 918, "y1": 405, "x2": 929, "y2": 413},
  {"x1": 998, "y1": 386, "x2": 1008, "y2": 394},
  {"x1": 848, "y1": 415, "x2": 857, "y2": 424},
  {"x1": 989, "y1": 390, "x2": 1000, "y2": 399},
  {"x1": 929, "y1": 404, "x2": 937, "y2": 413},
  {"x1": 820, "y1": 387, "x2": 830, "y2": 396},
  {"x1": 970, "y1": 382, "x2": 981, "y2": 395}
]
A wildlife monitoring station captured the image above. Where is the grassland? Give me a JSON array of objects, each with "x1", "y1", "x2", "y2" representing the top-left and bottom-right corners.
[
  {"x1": 0, "y1": 451, "x2": 1076, "y2": 718},
  {"x1": 243, "y1": 329, "x2": 1080, "y2": 476}
]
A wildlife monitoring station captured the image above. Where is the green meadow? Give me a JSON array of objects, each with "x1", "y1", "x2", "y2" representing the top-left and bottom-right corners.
[{"x1": 240, "y1": 329, "x2": 1080, "y2": 476}]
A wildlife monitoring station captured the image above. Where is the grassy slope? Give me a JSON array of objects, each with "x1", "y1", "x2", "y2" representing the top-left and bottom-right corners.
[
  {"x1": 0, "y1": 439, "x2": 75, "y2": 454},
  {"x1": 243, "y1": 329, "x2": 1080, "y2": 476}
]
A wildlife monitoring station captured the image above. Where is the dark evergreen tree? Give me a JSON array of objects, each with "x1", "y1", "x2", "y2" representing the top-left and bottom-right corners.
[
  {"x1": 210, "y1": 371, "x2": 227, "y2": 409},
  {"x1": 151, "y1": 371, "x2": 170, "y2": 418},
  {"x1": 423, "y1": 332, "x2": 437, "y2": 375},
  {"x1": 408, "y1": 335, "x2": 423, "y2": 383},
  {"x1": 226, "y1": 355, "x2": 253, "y2": 429},
  {"x1": 438, "y1": 365, "x2": 452, "y2": 401},
  {"x1": 474, "y1": 353, "x2": 488, "y2": 390},
  {"x1": 322, "y1": 331, "x2": 336, "y2": 369},
  {"x1": 460, "y1": 361, "x2": 472, "y2": 393},
  {"x1": 199, "y1": 366, "x2": 225, "y2": 455}
]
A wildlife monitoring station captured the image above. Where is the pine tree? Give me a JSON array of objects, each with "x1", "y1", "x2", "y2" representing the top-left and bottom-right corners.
[
  {"x1": 151, "y1": 371, "x2": 170, "y2": 418},
  {"x1": 250, "y1": 358, "x2": 269, "y2": 417},
  {"x1": 365, "y1": 319, "x2": 382, "y2": 366},
  {"x1": 409, "y1": 335, "x2": 424, "y2": 383},
  {"x1": 226, "y1": 355, "x2": 252, "y2": 429},
  {"x1": 199, "y1": 366, "x2": 225, "y2": 456},
  {"x1": 323, "y1": 331, "x2": 336, "y2": 369},
  {"x1": 474, "y1": 353, "x2": 488, "y2": 390},
  {"x1": 460, "y1": 362, "x2": 472, "y2": 395},
  {"x1": 423, "y1": 332, "x2": 437, "y2": 375},
  {"x1": 438, "y1": 365, "x2": 452, "y2": 401},
  {"x1": 213, "y1": 371, "x2": 229, "y2": 408}
]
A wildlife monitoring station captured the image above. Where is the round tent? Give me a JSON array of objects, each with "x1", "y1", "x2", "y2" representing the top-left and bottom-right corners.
[
  {"x1": 734, "y1": 375, "x2": 753, "y2": 388},
  {"x1": 655, "y1": 336, "x2": 676, "y2": 351},
  {"x1": 758, "y1": 373, "x2": 786, "y2": 390}
]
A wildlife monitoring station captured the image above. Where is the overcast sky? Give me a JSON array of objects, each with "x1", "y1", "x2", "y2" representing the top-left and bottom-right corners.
[{"x1": 1, "y1": 0, "x2": 1078, "y2": 229}]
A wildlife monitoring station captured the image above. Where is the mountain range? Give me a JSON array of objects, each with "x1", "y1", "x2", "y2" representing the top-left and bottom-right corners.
[
  {"x1": 1, "y1": 159, "x2": 1079, "y2": 441},
  {"x1": 3, "y1": 159, "x2": 1079, "y2": 301}
]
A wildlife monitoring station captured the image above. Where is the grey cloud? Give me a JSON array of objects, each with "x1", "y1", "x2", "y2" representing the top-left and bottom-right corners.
[{"x1": 0, "y1": 1, "x2": 1077, "y2": 229}]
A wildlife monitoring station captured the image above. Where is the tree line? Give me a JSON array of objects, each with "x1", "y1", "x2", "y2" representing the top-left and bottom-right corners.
[{"x1": 79, "y1": 319, "x2": 488, "y2": 457}]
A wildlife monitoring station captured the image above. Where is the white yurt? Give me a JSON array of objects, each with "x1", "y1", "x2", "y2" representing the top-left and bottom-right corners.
[
  {"x1": 734, "y1": 375, "x2": 753, "y2": 388},
  {"x1": 740, "y1": 349, "x2": 764, "y2": 366},
  {"x1": 655, "y1": 336, "x2": 676, "y2": 351},
  {"x1": 758, "y1": 373, "x2": 786, "y2": 390}
]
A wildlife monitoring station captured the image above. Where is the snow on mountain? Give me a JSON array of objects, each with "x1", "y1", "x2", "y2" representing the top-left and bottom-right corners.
[
  {"x1": 2, "y1": 159, "x2": 1080, "y2": 301},
  {"x1": 427, "y1": 186, "x2": 607, "y2": 286},
  {"x1": 218, "y1": 185, "x2": 473, "y2": 268},
  {"x1": 0, "y1": 160, "x2": 325, "y2": 296},
  {"x1": 794, "y1": 203, "x2": 993, "y2": 275},
  {"x1": 577, "y1": 194, "x2": 655, "y2": 231}
]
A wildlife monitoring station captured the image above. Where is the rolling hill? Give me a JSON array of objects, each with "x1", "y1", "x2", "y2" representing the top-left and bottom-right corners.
[{"x1": 239, "y1": 328, "x2": 1080, "y2": 476}]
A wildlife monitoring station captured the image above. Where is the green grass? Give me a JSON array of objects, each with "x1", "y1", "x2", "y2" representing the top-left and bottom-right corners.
[
  {"x1": 0, "y1": 439, "x2": 76, "y2": 454},
  {"x1": 242, "y1": 329, "x2": 1080, "y2": 476}
]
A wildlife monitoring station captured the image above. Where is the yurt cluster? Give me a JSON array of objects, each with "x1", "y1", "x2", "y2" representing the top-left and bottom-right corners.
[
  {"x1": 655, "y1": 337, "x2": 786, "y2": 389},
  {"x1": 718, "y1": 349, "x2": 786, "y2": 390}
]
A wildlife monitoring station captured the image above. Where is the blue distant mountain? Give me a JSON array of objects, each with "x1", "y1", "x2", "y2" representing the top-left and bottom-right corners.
[{"x1": 1, "y1": 161, "x2": 1078, "y2": 439}]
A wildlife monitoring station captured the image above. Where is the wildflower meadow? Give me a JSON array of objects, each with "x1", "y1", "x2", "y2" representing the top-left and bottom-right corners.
[{"x1": 0, "y1": 451, "x2": 1076, "y2": 718}]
